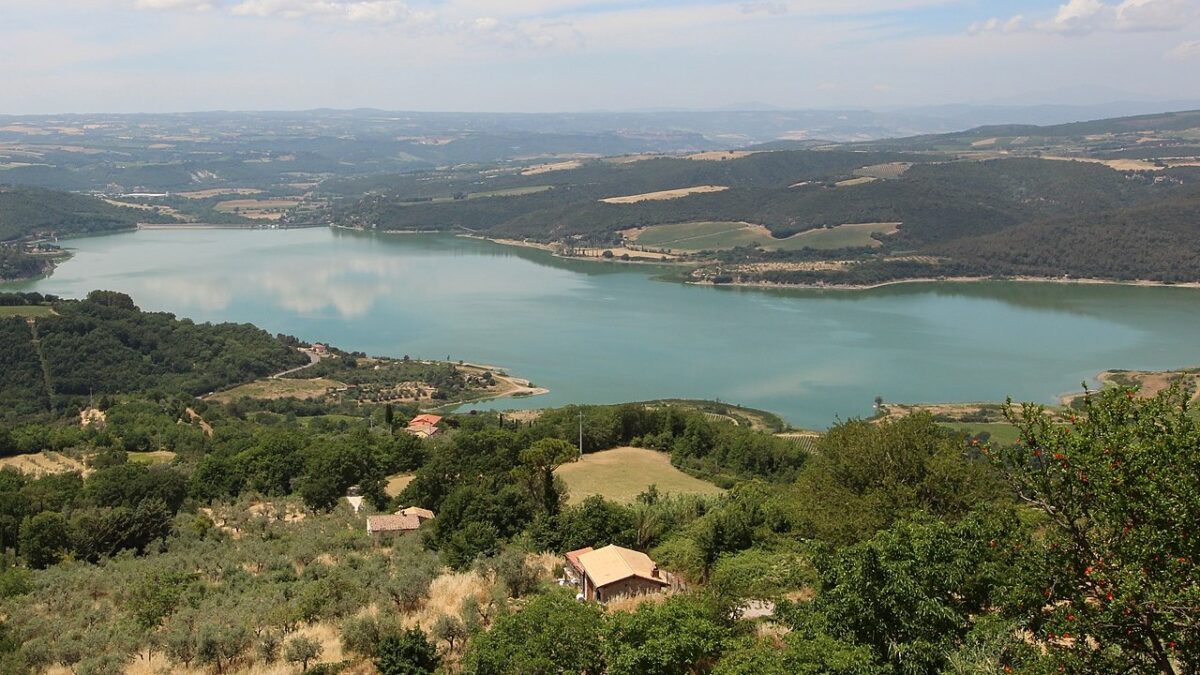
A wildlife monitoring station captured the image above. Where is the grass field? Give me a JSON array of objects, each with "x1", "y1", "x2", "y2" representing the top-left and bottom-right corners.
[
  {"x1": 941, "y1": 422, "x2": 1021, "y2": 447},
  {"x1": 128, "y1": 450, "x2": 177, "y2": 465},
  {"x1": 469, "y1": 185, "x2": 552, "y2": 199},
  {"x1": 555, "y1": 446, "x2": 725, "y2": 504},
  {"x1": 385, "y1": 473, "x2": 414, "y2": 497},
  {"x1": 0, "y1": 305, "x2": 54, "y2": 317},
  {"x1": 208, "y1": 377, "x2": 345, "y2": 403},
  {"x1": 630, "y1": 221, "x2": 900, "y2": 252},
  {"x1": 214, "y1": 198, "x2": 303, "y2": 220}
]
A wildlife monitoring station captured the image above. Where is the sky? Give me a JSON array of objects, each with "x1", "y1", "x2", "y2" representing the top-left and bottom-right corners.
[{"x1": 2, "y1": 0, "x2": 1199, "y2": 113}]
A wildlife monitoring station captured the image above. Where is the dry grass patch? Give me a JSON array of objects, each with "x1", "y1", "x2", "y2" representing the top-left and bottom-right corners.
[
  {"x1": 208, "y1": 377, "x2": 346, "y2": 403},
  {"x1": 214, "y1": 198, "x2": 303, "y2": 220},
  {"x1": 853, "y1": 162, "x2": 911, "y2": 179},
  {"x1": 409, "y1": 572, "x2": 490, "y2": 631},
  {"x1": 1043, "y1": 156, "x2": 1163, "y2": 172},
  {"x1": 834, "y1": 176, "x2": 877, "y2": 188},
  {"x1": 177, "y1": 188, "x2": 264, "y2": 199},
  {"x1": 600, "y1": 185, "x2": 728, "y2": 204},
  {"x1": 0, "y1": 452, "x2": 87, "y2": 477},
  {"x1": 385, "y1": 473, "x2": 415, "y2": 497},
  {"x1": 555, "y1": 446, "x2": 724, "y2": 504},
  {"x1": 521, "y1": 160, "x2": 582, "y2": 175}
]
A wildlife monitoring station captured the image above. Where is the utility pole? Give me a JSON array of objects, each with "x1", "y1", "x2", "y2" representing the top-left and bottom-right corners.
[{"x1": 578, "y1": 410, "x2": 584, "y2": 458}]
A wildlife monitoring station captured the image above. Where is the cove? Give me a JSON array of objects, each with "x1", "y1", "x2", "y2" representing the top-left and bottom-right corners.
[{"x1": 7, "y1": 227, "x2": 1200, "y2": 429}]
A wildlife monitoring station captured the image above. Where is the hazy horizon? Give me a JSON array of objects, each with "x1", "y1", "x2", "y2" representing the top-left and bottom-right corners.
[{"x1": 4, "y1": 0, "x2": 1200, "y2": 115}]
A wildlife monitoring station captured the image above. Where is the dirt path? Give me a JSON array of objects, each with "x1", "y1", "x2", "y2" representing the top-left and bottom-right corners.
[
  {"x1": 271, "y1": 348, "x2": 321, "y2": 379},
  {"x1": 185, "y1": 407, "x2": 214, "y2": 437}
]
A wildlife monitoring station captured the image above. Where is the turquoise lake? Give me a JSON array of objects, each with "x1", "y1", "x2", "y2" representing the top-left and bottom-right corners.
[{"x1": 8, "y1": 227, "x2": 1200, "y2": 429}]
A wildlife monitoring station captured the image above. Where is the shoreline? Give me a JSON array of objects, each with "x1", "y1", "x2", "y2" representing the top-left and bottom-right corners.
[
  {"x1": 457, "y1": 233, "x2": 688, "y2": 266},
  {"x1": 694, "y1": 275, "x2": 1200, "y2": 292}
]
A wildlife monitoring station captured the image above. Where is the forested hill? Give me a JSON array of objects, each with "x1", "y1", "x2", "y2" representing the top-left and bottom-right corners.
[
  {"x1": 932, "y1": 189, "x2": 1200, "y2": 282},
  {"x1": 328, "y1": 108, "x2": 1200, "y2": 284},
  {"x1": 0, "y1": 185, "x2": 174, "y2": 242},
  {"x1": 859, "y1": 108, "x2": 1200, "y2": 152},
  {"x1": 0, "y1": 291, "x2": 308, "y2": 420}
]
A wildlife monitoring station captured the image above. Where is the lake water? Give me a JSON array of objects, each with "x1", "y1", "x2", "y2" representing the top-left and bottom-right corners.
[{"x1": 7, "y1": 227, "x2": 1200, "y2": 428}]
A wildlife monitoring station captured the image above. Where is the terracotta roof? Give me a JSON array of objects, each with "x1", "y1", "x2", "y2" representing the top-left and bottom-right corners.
[
  {"x1": 409, "y1": 414, "x2": 443, "y2": 427},
  {"x1": 577, "y1": 545, "x2": 667, "y2": 588},
  {"x1": 406, "y1": 424, "x2": 440, "y2": 438},
  {"x1": 565, "y1": 546, "x2": 594, "y2": 572},
  {"x1": 366, "y1": 514, "x2": 422, "y2": 533},
  {"x1": 399, "y1": 506, "x2": 435, "y2": 520}
]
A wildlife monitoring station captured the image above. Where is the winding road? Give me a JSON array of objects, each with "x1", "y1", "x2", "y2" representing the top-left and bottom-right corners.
[{"x1": 271, "y1": 347, "x2": 322, "y2": 379}]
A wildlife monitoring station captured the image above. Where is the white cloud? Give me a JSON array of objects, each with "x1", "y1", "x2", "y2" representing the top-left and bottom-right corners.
[
  {"x1": 739, "y1": 2, "x2": 788, "y2": 15},
  {"x1": 134, "y1": 0, "x2": 216, "y2": 9},
  {"x1": 229, "y1": 0, "x2": 432, "y2": 24},
  {"x1": 1168, "y1": 38, "x2": 1200, "y2": 57},
  {"x1": 971, "y1": 0, "x2": 1199, "y2": 36}
]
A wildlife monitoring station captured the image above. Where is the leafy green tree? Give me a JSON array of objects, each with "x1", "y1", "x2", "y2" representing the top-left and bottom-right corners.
[
  {"x1": 776, "y1": 413, "x2": 1006, "y2": 545},
  {"x1": 714, "y1": 634, "x2": 885, "y2": 675},
  {"x1": 375, "y1": 628, "x2": 440, "y2": 675},
  {"x1": 996, "y1": 386, "x2": 1200, "y2": 674},
  {"x1": 196, "y1": 621, "x2": 251, "y2": 674},
  {"x1": 463, "y1": 591, "x2": 605, "y2": 675},
  {"x1": 128, "y1": 570, "x2": 190, "y2": 630},
  {"x1": 19, "y1": 511, "x2": 70, "y2": 569},
  {"x1": 517, "y1": 438, "x2": 576, "y2": 514},
  {"x1": 790, "y1": 509, "x2": 1029, "y2": 675},
  {"x1": 284, "y1": 635, "x2": 323, "y2": 672},
  {"x1": 604, "y1": 594, "x2": 731, "y2": 675},
  {"x1": 441, "y1": 521, "x2": 500, "y2": 570}
]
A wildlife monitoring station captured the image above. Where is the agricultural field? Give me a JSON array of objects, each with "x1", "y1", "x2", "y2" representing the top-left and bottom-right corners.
[
  {"x1": 176, "y1": 188, "x2": 264, "y2": 199},
  {"x1": 0, "y1": 451, "x2": 87, "y2": 476},
  {"x1": 628, "y1": 221, "x2": 900, "y2": 253},
  {"x1": 600, "y1": 185, "x2": 728, "y2": 204},
  {"x1": 0, "y1": 305, "x2": 54, "y2": 317},
  {"x1": 555, "y1": 446, "x2": 725, "y2": 504},
  {"x1": 207, "y1": 377, "x2": 346, "y2": 403},
  {"x1": 784, "y1": 222, "x2": 900, "y2": 250},
  {"x1": 853, "y1": 162, "x2": 912, "y2": 179},
  {"x1": 521, "y1": 160, "x2": 583, "y2": 175},
  {"x1": 213, "y1": 198, "x2": 304, "y2": 220},
  {"x1": 469, "y1": 185, "x2": 552, "y2": 199}
]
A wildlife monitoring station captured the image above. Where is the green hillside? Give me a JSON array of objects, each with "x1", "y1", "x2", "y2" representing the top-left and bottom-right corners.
[
  {"x1": 0, "y1": 291, "x2": 307, "y2": 419},
  {"x1": 0, "y1": 185, "x2": 174, "y2": 242}
]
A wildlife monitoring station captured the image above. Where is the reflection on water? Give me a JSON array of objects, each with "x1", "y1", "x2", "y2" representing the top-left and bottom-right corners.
[{"x1": 8, "y1": 227, "x2": 1200, "y2": 428}]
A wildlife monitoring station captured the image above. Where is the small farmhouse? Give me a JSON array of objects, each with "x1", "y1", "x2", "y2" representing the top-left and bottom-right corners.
[
  {"x1": 564, "y1": 544, "x2": 670, "y2": 602},
  {"x1": 366, "y1": 506, "x2": 435, "y2": 538},
  {"x1": 405, "y1": 413, "x2": 443, "y2": 438}
]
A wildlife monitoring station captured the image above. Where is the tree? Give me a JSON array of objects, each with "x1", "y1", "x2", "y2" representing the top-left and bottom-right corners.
[
  {"x1": 517, "y1": 438, "x2": 576, "y2": 515},
  {"x1": 604, "y1": 594, "x2": 731, "y2": 675},
  {"x1": 432, "y1": 614, "x2": 467, "y2": 654},
  {"x1": 796, "y1": 510, "x2": 1029, "y2": 674},
  {"x1": 196, "y1": 622, "x2": 251, "y2": 674},
  {"x1": 375, "y1": 628, "x2": 440, "y2": 675},
  {"x1": 19, "y1": 511, "x2": 70, "y2": 569},
  {"x1": 463, "y1": 591, "x2": 605, "y2": 675},
  {"x1": 995, "y1": 385, "x2": 1200, "y2": 674},
  {"x1": 284, "y1": 636, "x2": 323, "y2": 672}
]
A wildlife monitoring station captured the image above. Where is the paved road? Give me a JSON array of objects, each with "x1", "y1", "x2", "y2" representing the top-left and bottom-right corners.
[{"x1": 271, "y1": 348, "x2": 322, "y2": 379}]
